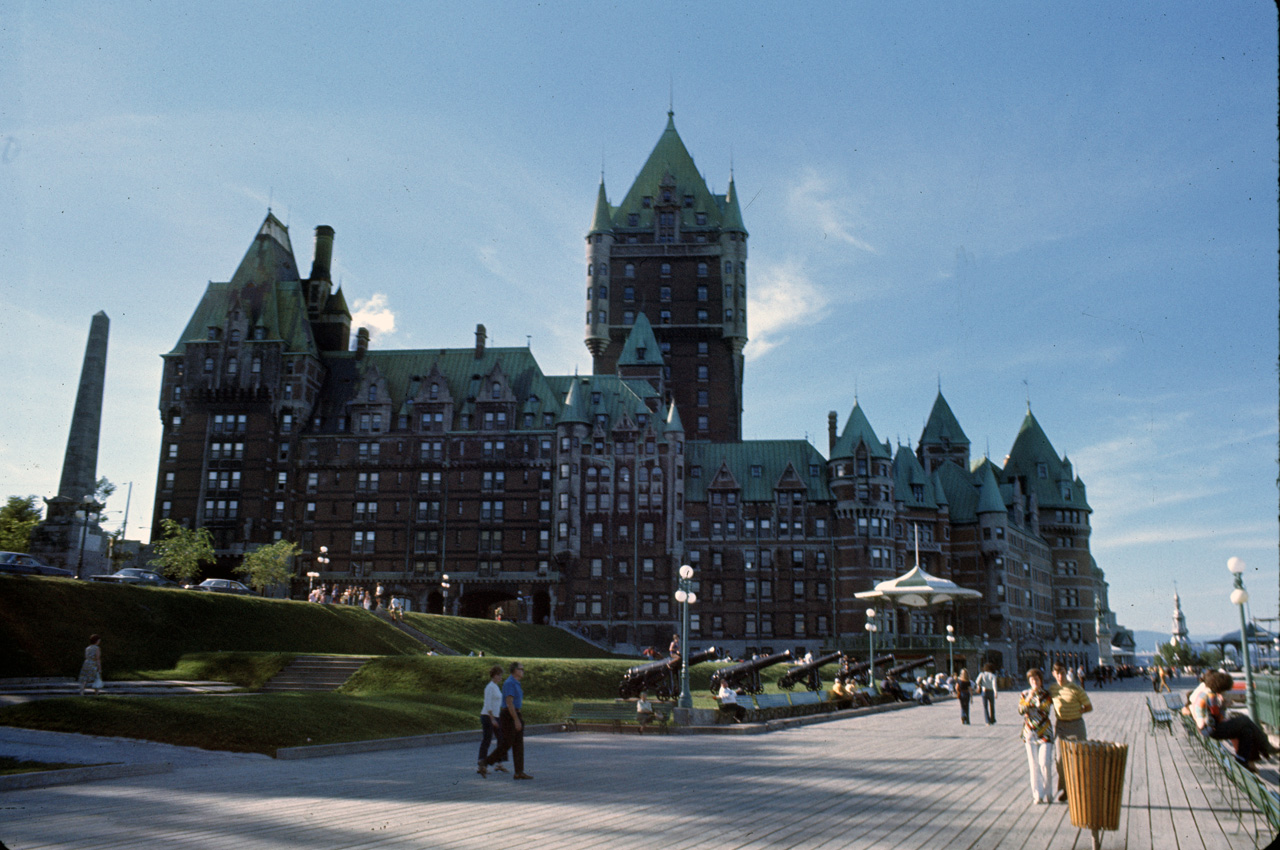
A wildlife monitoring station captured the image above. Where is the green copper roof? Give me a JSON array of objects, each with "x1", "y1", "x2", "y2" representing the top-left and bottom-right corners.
[
  {"x1": 546, "y1": 372, "x2": 673, "y2": 436},
  {"x1": 313, "y1": 346, "x2": 561, "y2": 430},
  {"x1": 169, "y1": 213, "x2": 316, "y2": 356},
  {"x1": 920, "y1": 392, "x2": 969, "y2": 448},
  {"x1": 934, "y1": 462, "x2": 978, "y2": 522},
  {"x1": 830, "y1": 402, "x2": 892, "y2": 460},
  {"x1": 685, "y1": 440, "x2": 829, "y2": 502},
  {"x1": 721, "y1": 176, "x2": 747, "y2": 234},
  {"x1": 976, "y1": 463, "x2": 1007, "y2": 514},
  {"x1": 325, "y1": 286, "x2": 351, "y2": 318},
  {"x1": 893, "y1": 445, "x2": 938, "y2": 509},
  {"x1": 589, "y1": 179, "x2": 614, "y2": 234},
  {"x1": 1003, "y1": 409, "x2": 1090, "y2": 510},
  {"x1": 616, "y1": 313, "x2": 665, "y2": 367},
  {"x1": 559, "y1": 375, "x2": 592, "y2": 424},
  {"x1": 665, "y1": 400, "x2": 683, "y2": 432},
  {"x1": 613, "y1": 113, "x2": 724, "y2": 231}
]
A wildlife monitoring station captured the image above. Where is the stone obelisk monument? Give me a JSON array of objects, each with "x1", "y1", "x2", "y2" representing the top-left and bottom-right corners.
[{"x1": 30, "y1": 311, "x2": 111, "y2": 577}]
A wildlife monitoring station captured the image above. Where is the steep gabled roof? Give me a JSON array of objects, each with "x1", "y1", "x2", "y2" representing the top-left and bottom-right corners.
[
  {"x1": 169, "y1": 213, "x2": 316, "y2": 356},
  {"x1": 616, "y1": 313, "x2": 665, "y2": 367},
  {"x1": 920, "y1": 392, "x2": 969, "y2": 448},
  {"x1": 685, "y1": 440, "x2": 829, "y2": 502},
  {"x1": 612, "y1": 113, "x2": 725, "y2": 232},
  {"x1": 976, "y1": 463, "x2": 1007, "y2": 515},
  {"x1": 1003, "y1": 409, "x2": 1090, "y2": 510},
  {"x1": 893, "y1": 445, "x2": 938, "y2": 509},
  {"x1": 830, "y1": 402, "x2": 892, "y2": 460}
]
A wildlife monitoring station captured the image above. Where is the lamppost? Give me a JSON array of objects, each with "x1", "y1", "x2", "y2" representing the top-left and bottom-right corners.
[
  {"x1": 982, "y1": 633, "x2": 990, "y2": 671},
  {"x1": 674, "y1": 564, "x2": 697, "y2": 709},
  {"x1": 1227, "y1": 556, "x2": 1257, "y2": 719},
  {"x1": 75, "y1": 494, "x2": 96, "y2": 579},
  {"x1": 946, "y1": 624, "x2": 956, "y2": 676},
  {"x1": 310, "y1": 545, "x2": 329, "y2": 592},
  {"x1": 441, "y1": 573, "x2": 451, "y2": 616},
  {"x1": 865, "y1": 607, "x2": 880, "y2": 694}
]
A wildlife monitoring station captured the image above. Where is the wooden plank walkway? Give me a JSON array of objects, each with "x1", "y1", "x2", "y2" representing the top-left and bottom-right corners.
[{"x1": 2, "y1": 679, "x2": 1274, "y2": 849}]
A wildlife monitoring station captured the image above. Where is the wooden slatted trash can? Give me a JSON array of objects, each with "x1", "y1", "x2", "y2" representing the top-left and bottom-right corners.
[{"x1": 1059, "y1": 739, "x2": 1129, "y2": 850}]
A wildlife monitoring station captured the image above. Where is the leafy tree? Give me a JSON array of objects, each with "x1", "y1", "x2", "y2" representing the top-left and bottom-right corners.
[
  {"x1": 235, "y1": 540, "x2": 300, "y2": 593},
  {"x1": 0, "y1": 496, "x2": 42, "y2": 552},
  {"x1": 94, "y1": 476, "x2": 116, "y2": 504},
  {"x1": 149, "y1": 519, "x2": 215, "y2": 583}
]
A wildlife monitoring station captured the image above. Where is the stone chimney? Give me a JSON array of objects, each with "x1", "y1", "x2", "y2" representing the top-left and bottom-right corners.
[
  {"x1": 310, "y1": 225, "x2": 334, "y2": 280},
  {"x1": 475, "y1": 323, "x2": 487, "y2": 359},
  {"x1": 355, "y1": 327, "x2": 369, "y2": 358},
  {"x1": 828, "y1": 411, "x2": 838, "y2": 454}
]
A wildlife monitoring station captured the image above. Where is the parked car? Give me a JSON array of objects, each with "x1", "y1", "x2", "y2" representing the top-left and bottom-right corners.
[
  {"x1": 0, "y1": 551, "x2": 75, "y2": 577},
  {"x1": 192, "y1": 578, "x2": 254, "y2": 595},
  {"x1": 90, "y1": 568, "x2": 179, "y2": 588}
]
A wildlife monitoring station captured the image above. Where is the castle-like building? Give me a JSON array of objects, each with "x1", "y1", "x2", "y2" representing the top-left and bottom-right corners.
[{"x1": 152, "y1": 114, "x2": 1116, "y2": 671}]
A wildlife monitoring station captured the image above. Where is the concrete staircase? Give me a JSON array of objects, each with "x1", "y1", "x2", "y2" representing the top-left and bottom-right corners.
[
  {"x1": 259, "y1": 655, "x2": 374, "y2": 693},
  {"x1": 376, "y1": 613, "x2": 460, "y2": 655}
]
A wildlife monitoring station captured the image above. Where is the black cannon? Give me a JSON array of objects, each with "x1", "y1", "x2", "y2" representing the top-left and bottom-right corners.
[
  {"x1": 618, "y1": 647, "x2": 719, "y2": 699},
  {"x1": 708, "y1": 650, "x2": 792, "y2": 696},
  {"x1": 778, "y1": 651, "x2": 846, "y2": 692},
  {"x1": 838, "y1": 654, "x2": 896, "y2": 682}
]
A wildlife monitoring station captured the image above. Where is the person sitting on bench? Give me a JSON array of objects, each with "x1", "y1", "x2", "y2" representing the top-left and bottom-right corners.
[
  {"x1": 636, "y1": 691, "x2": 656, "y2": 729},
  {"x1": 718, "y1": 681, "x2": 747, "y2": 723}
]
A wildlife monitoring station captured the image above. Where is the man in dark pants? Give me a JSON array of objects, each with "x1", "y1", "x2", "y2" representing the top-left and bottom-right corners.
[{"x1": 480, "y1": 661, "x2": 532, "y2": 780}]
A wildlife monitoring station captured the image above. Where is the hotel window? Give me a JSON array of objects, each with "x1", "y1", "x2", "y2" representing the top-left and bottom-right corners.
[
  {"x1": 227, "y1": 357, "x2": 238, "y2": 374},
  {"x1": 660, "y1": 262, "x2": 671, "y2": 276},
  {"x1": 697, "y1": 365, "x2": 708, "y2": 380},
  {"x1": 251, "y1": 357, "x2": 261, "y2": 374},
  {"x1": 623, "y1": 311, "x2": 635, "y2": 325},
  {"x1": 659, "y1": 310, "x2": 671, "y2": 324},
  {"x1": 624, "y1": 263, "x2": 635, "y2": 278}
]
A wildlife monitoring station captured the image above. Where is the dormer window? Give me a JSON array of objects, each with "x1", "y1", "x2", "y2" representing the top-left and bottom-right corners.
[
  {"x1": 683, "y1": 194, "x2": 694, "y2": 207},
  {"x1": 1037, "y1": 462, "x2": 1048, "y2": 479},
  {"x1": 636, "y1": 347, "x2": 646, "y2": 361},
  {"x1": 367, "y1": 385, "x2": 377, "y2": 402},
  {"x1": 696, "y1": 212, "x2": 707, "y2": 225},
  {"x1": 491, "y1": 382, "x2": 501, "y2": 399},
  {"x1": 207, "y1": 327, "x2": 220, "y2": 340},
  {"x1": 642, "y1": 196, "x2": 652, "y2": 208},
  {"x1": 429, "y1": 383, "x2": 439, "y2": 400},
  {"x1": 591, "y1": 392, "x2": 602, "y2": 404},
  {"x1": 662, "y1": 189, "x2": 673, "y2": 203},
  {"x1": 627, "y1": 213, "x2": 639, "y2": 227},
  {"x1": 253, "y1": 327, "x2": 266, "y2": 340},
  {"x1": 230, "y1": 329, "x2": 241, "y2": 343}
]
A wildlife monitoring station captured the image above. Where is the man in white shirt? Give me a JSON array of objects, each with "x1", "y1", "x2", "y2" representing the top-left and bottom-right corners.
[
  {"x1": 717, "y1": 680, "x2": 746, "y2": 723},
  {"x1": 975, "y1": 663, "x2": 999, "y2": 725}
]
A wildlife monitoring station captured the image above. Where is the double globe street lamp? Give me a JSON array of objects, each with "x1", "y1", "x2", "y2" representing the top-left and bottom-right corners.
[
  {"x1": 865, "y1": 607, "x2": 880, "y2": 694},
  {"x1": 946, "y1": 624, "x2": 956, "y2": 676},
  {"x1": 1227, "y1": 556, "x2": 1257, "y2": 719},
  {"x1": 674, "y1": 564, "x2": 697, "y2": 708}
]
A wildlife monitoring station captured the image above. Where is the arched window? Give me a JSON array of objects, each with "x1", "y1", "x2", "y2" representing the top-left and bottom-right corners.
[
  {"x1": 429, "y1": 383, "x2": 439, "y2": 400},
  {"x1": 600, "y1": 263, "x2": 608, "y2": 275},
  {"x1": 204, "y1": 357, "x2": 214, "y2": 373},
  {"x1": 492, "y1": 382, "x2": 501, "y2": 399},
  {"x1": 368, "y1": 385, "x2": 377, "y2": 402},
  {"x1": 227, "y1": 357, "x2": 238, "y2": 374},
  {"x1": 587, "y1": 263, "x2": 594, "y2": 276},
  {"x1": 625, "y1": 263, "x2": 635, "y2": 278},
  {"x1": 252, "y1": 357, "x2": 262, "y2": 374}
]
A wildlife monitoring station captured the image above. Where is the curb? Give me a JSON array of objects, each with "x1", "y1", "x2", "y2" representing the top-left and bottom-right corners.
[
  {"x1": 0, "y1": 762, "x2": 173, "y2": 792},
  {"x1": 274, "y1": 723, "x2": 568, "y2": 759},
  {"x1": 669, "y1": 699, "x2": 917, "y2": 734}
]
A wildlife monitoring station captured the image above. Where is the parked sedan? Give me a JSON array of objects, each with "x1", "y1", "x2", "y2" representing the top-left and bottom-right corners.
[
  {"x1": 90, "y1": 568, "x2": 179, "y2": 588},
  {"x1": 0, "y1": 551, "x2": 75, "y2": 577},
  {"x1": 192, "y1": 578, "x2": 254, "y2": 595}
]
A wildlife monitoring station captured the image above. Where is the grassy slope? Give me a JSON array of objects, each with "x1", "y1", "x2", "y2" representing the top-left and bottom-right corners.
[
  {"x1": 400, "y1": 613, "x2": 619, "y2": 658},
  {"x1": 0, "y1": 576, "x2": 427, "y2": 678}
]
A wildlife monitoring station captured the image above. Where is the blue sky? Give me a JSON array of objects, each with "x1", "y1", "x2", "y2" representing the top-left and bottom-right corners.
[{"x1": 2, "y1": 2, "x2": 1275, "y2": 638}]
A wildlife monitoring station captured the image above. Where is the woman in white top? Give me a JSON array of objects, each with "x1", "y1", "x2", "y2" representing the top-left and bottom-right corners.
[{"x1": 478, "y1": 666, "x2": 508, "y2": 773}]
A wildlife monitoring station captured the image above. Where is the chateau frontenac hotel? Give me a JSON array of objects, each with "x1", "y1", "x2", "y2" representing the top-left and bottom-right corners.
[{"x1": 153, "y1": 114, "x2": 1124, "y2": 671}]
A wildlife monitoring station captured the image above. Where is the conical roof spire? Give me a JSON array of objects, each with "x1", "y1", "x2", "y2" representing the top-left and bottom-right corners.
[
  {"x1": 589, "y1": 179, "x2": 613, "y2": 234},
  {"x1": 722, "y1": 174, "x2": 747, "y2": 233}
]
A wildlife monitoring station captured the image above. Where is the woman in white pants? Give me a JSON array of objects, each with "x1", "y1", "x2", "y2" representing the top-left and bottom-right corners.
[{"x1": 1018, "y1": 668, "x2": 1055, "y2": 803}]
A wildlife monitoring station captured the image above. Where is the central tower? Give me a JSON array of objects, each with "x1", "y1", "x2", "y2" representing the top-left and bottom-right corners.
[{"x1": 585, "y1": 112, "x2": 747, "y2": 442}]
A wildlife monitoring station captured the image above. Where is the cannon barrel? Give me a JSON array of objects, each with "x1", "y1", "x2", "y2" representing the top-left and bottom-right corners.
[
  {"x1": 884, "y1": 658, "x2": 930, "y2": 679},
  {"x1": 778, "y1": 651, "x2": 845, "y2": 691},
  {"x1": 839, "y1": 654, "x2": 896, "y2": 678},
  {"x1": 708, "y1": 650, "x2": 792, "y2": 695},
  {"x1": 619, "y1": 647, "x2": 720, "y2": 699}
]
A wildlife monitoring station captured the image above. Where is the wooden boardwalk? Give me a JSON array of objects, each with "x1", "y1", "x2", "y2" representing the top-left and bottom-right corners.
[{"x1": 2, "y1": 679, "x2": 1274, "y2": 849}]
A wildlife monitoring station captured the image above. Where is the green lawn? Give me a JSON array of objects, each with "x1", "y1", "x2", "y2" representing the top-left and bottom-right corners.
[{"x1": 400, "y1": 613, "x2": 620, "y2": 658}]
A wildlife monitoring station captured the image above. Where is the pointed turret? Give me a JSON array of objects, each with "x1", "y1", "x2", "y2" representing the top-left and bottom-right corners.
[
  {"x1": 589, "y1": 179, "x2": 614, "y2": 234},
  {"x1": 893, "y1": 445, "x2": 938, "y2": 508},
  {"x1": 918, "y1": 391, "x2": 970, "y2": 472},
  {"x1": 616, "y1": 313, "x2": 664, "y2": 367},
  {"x1": 831, "y1": 402, "x2": 892, "y2": 461},
  {"x1": 976, "y1": 463, "x2": 1006, "y2": 515},
  {"x1": 1004, "y1": 409, "x2": 1090, "y2": 510},
  {"x1": 559, "y1": 376, "x2": 591, "y2": 425},
  {"x1": 722, "y1": 174, "x2": 747, "y2": 234}
]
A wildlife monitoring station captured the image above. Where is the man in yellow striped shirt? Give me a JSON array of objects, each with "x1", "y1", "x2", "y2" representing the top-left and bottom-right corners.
[{"x1": 1049, "y1": 662, "x2": 1093, "y2": 802}]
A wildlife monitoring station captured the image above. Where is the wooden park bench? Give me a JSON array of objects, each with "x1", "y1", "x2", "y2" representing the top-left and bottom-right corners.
[
  {"x1": 1146, "y1": 696, "x2": 1174, "y2": 735},
  {"x1": 568, "y1": 701, "x2": 672, "y2": 733}
]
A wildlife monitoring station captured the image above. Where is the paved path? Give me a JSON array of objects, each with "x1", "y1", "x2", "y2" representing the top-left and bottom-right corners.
[{"x1": 2, "y1": 679, "x2": 1274, "y2": 849}]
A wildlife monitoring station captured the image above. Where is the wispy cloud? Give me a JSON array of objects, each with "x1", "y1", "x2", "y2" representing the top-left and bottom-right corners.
[
  {"x1": 350, "y1": 294, "x2": 397, "y2": 343},
  {"x1": 745, "y1": 260, "x2": 830, "y2": 360},
  {"x1": 785, "y1": 168, "x2": 877, "y2": 253}
]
